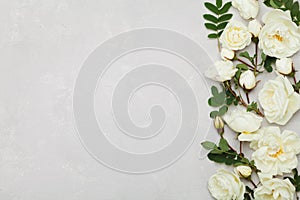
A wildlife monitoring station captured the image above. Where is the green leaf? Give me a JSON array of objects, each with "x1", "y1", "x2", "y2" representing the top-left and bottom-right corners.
[
  {"x1": 219, "y1": 2, "x2": 232, "y2": 14},
  {"x1": 205, "y1": 23, "x2": 218, "y2": 31},
  {"x1": 210, "y1": 111, "x2": 219, "y2": 118},
  {"x1": 216, "y1": 0, "x2": 222, "y2": 8},
  {"x1": 218, "y1": 30, "x2": 224, "y2": 37},
  {"x1": 211, "y1": 86, "x2": 219, "y2": 97},
  {"x1": 208, "y1": 97, "x2": 224, "y2": 107},
  {"x1": 203, "y1": 14, "x2": 218, "y2": 23},
  {"x1": 264, "y1": 56, "x2": 276, "y2": 72},
  {"x1": 201, "y1": 141, "x2": 217, "y2": 150},
  {"x1": 239, "y1": 51, "x2": 251, "y2": 60},
  {"x1": 204, "y1": 2, "x2": 219, "y2": 15},
  {"x1": 217, "y1": 22, "x2": 228, "y2": 29},
  {"x1": 208, "y1": 33, "x2": 218, "y2": 39},
  {"x1": 236, "y1": 64, "x2": 248, "y2": 71},
  {"x1": 218, "y1": 13, "x2": 233, "y2": 22},
  {"x1": 219, "y1": 138, "x2": 230, "y2": 151},
  {"x1": 218, "y1": 105, "x2": 228, "y2": 116},
  {"x1": 261, "y1": 52, "x2": 267, "y2": 61},
  {"x1": 286, "y1": 0, "x2": 293, "y2": 9},
  {"x1": 270, "y1": 0, "x2": 280, "y2": 8},
  {"x1": 292, "y1": 1, "x2": 299, "y2": 16},
  {"x1": 247, "y1": 102, "x2": 258, "y2": 112}
]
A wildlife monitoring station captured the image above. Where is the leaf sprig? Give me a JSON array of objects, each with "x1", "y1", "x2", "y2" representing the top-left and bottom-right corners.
[
  {"x1": 201, "y1": 138, "x2": 255, "y2": 168},
  {"x1": 208, "y1": 86, "x2": 229, "y2": 118},
  {"x1": 264, "y1": 0, "x2": 300, "y2": 25},
  {"x1": 203, "y1": 0, "x2": 232, "y2": 40}
]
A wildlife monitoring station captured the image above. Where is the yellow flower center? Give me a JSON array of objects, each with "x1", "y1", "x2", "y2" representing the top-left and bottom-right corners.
[
  {"x1": 273, "y1": 34, "x2": 283, "y2": 42},
  {"x1": 269, "y1": 147, "x2": 284, "y2": 158}
]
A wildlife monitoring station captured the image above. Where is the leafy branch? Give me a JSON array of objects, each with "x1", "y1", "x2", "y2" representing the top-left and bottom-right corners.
[
  {"x1": 264, "y1": 0, "x2": 300, "y2": 25},
  {"x1": 203, "y1": 0, "x2": 232, "y2": 50},
  {"x1": 201, "y1": 138, "x2": 256, "y2": 168}
]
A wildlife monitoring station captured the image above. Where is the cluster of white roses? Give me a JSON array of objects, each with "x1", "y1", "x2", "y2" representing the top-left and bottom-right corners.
[{"x1": 204, "y1": 0, "x2": 300, "y2": 199}]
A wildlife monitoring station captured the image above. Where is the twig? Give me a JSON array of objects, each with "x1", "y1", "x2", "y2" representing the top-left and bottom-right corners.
[
  {"x1": 237, "y1": 58, "x2": 262, "y2": 73},
  {"x1": 240, "y1": 141, "x2": 243, "y2": 154},
  {"x1": 249, "y1": 178, "x2": 257, "y2": 188},
  {"x1": 224, "y1": 82, "x2": 265, "y2": 117},
  {"x1": 246, "y1": 92, "x2": 250, "y2": 104},
  {"x1": 255, "y1": 42, "x2": 258, "y2": 74}
]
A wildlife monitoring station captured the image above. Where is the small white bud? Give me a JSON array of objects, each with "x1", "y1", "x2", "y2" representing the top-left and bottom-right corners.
[
  {"x1": 275, "y1": 57, "x2": 293, "y2": 75},
  {"x1": 239, "y1": 70, "x2": 256, "y2": 90},
  {"x1": 248, "y1": 19, "x2": 262, "y2": 37},
  {"x1": 221, "y1": 48, "x2": 235, "y2": 60},
  {"x1": 214, "y1": 116, "x2": 224, "y2": 135},
  {"x1": 235, "y1": 165, "x2": 252, "y2": 178}
]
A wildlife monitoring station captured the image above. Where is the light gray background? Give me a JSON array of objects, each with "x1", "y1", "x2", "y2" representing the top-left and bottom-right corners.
[{"x1": 1, "y1": 0, "x2": 299, "y2": 200}]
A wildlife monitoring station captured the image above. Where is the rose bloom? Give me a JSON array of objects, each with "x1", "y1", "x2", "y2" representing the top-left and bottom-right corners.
[
  {"x1": 254, "y1": 178, "x2": 295, "y2": 200},
  {"x1": 223, "y1": 106, "x2": 262, "y2": 135},
  {"x1": 208, "y1": 169, "x2": 245, "y2": 200},
  {"x1": 252, "y1": 126, "x2": 300, "y2": 176},
  {"x1": 258, "y1": 75, "x2": 300, "y2": 125},
  {"x1": 259, "y1": 9, "x2": 300, "y2": 58},
  {"x1": 220, "y1": 20, "x2": 252, "y2": 51},
  {"x1": 204, "y1": 60, "x2": 237, "y2": 82},
  {"x1": 232, "y1": 0, "x2": 259, "y2": 19}
]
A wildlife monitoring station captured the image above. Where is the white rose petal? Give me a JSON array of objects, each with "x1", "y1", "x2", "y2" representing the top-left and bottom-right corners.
[
  {"x1": 221, "y1": 48, "x2": 235, "y2": 60},
  {"x1": 259, "y1": 10, "x2": 300, "y2": 58},
  {"x1": 223, "y1": 106, "x2": 262, "y2": 135},
  {"x1": 204, "y1": 60, "x2": 237, "y2": 82},
  {"x1": 254, "y1": 178, "x2": 295, "y2": 200},
  {"x1": 258, "y1": 75, "x2": 300, "y2": 125},
  {"x1": 234, "y1": 166, "x2": 252, "y2": 178},
  {"x1": 208, "y1": 169, "x2": 245, "y2": 200},
  {"x1": 220, "y1": 20, "x2": 252, "y2": 51},
  {"x1": 252, "y1": 126, "x2": 300, "y2": 176},
  {"x1": 248, "y1": 19, "x2": 262, "y2": 37},
  {"x1": 232, "y1": 0, "x2": 259, "y2": 19},
  {"x1": 276, "y1": 57, "x2": 293, "y2": 75},
  {"x1": 239, "y1": 70, "x2": 256, "y2": 90}
]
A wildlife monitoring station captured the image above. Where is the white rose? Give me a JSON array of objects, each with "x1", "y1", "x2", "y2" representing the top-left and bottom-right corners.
[
  {"x1": 234, "y1": 166, "x2": 252, "y2": 178},
  {"x1": 248, "y1": 19, "x2": 262, "y2": 37},
  {"x1": 223, "y1": 106, "x2": 262, "y2": 134},
  {"x1": 252, "y1": 126, "x2": 300, "y2": 176},
  {"x1": 220, "y1": 20, "x2": 252, "y2": 51},
  {"x1": 239, "y1": 70, "x2": 256, "y2": 90},
  {"x1": 232, "y1": 0, "x2": 259, "y2": 19},
  {"x1": 204, "y1": 60, "x2": 237, "y2": 82},
  {"x1": 258, "y1": 75, "x2": 300, "y2": 125},
  {"x1": 259, "y1": 9, "x2": 300, "y2": 58},
  {"x1": 276, "y1": 57, "x2": 293, "y2": 75},
  {"x1": 254, "y1": 178, "x2": 295, "y2": 200},
  {"x1": 208, "y1": 169, "x2": 245, "y2": 200},
  {"x1": 221, "y1": 48, "x2": 235, "y2": 60}
]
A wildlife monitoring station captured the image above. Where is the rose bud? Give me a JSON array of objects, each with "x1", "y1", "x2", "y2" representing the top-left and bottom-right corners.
[
  {"x1": 214, "y1": 116, "x2": 224, "y2": 135},
  {"x1": 235, "y1": 165, "x2": 252, "y2": 178},
  {"x1": 239, "y1": 70, "x2": 256, "y2": 90},
  {"x1": 275, "y1": 57, "x2": 293, "y2": 75}
]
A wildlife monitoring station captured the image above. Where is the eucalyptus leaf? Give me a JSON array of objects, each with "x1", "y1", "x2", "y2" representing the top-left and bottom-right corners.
[{"x1": 201, "y1": 141, "x2": 217, "y2": 150}]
